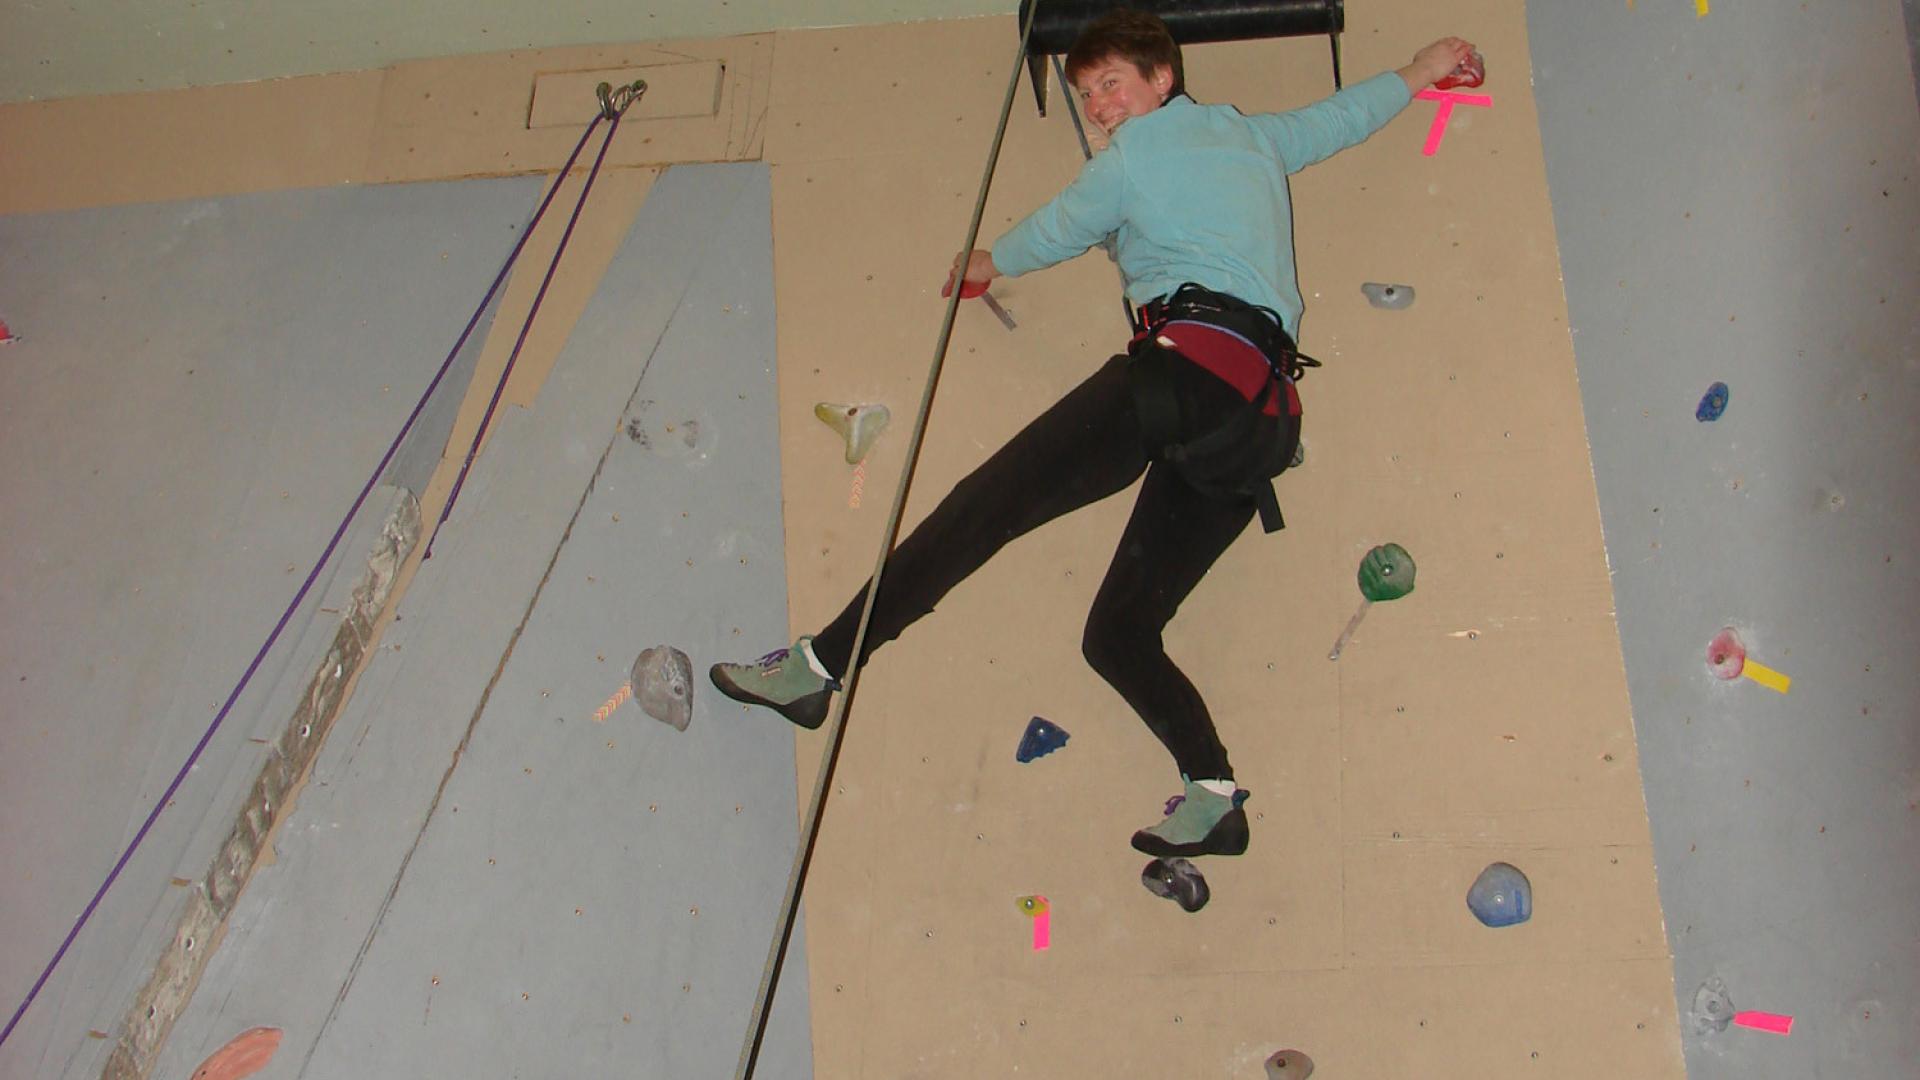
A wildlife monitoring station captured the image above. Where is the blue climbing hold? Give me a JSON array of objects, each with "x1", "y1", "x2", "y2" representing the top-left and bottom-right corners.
[
  {"x1": 1695, "y1": 381, "x2": 1730, "y2": 422},
  {"x1": 1466, "y1": 861, "x2": 1532, "y2": 927},
  {"x1": 1016, "y1": 716, "x2": 1070, "y2": 763}
]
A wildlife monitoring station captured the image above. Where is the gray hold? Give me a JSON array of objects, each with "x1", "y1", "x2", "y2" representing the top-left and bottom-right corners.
[
  {"x1": 1265, "y1": 1049, "x2": 1315, "y2": 1079},
  {"x1": 1691, "y1": 976, "x2": 1735, "y2": 1035},
  {"x1": 1361, "y1": 282, "x2": 1416, "y2": 310},
  {"x1": 630, "y1": 646, "x2": 694, "y2": 731}
]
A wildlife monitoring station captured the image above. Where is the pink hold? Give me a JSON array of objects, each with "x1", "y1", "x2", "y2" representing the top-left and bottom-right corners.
[
  {"x1": 1706, "y1": 627, "x2": 1747, "y2": 680},
  {"x1": 0, "y1": 318, "x2": 14, "y2": 343}
]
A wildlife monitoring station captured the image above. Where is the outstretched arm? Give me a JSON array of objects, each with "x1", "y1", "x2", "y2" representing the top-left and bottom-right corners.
[{"x1": 1254, "y1": 36, "x2": 1478, "y2": 173}]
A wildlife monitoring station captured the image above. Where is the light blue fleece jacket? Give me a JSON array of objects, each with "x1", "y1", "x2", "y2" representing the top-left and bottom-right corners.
[{"x1": 991, "y1": 71, "x2": 1411, "y2": 338}]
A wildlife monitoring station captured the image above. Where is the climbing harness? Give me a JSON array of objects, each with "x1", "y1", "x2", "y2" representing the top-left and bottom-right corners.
[
  {"x1": 0, "y1": 86, "x2": 644, "y2": 1055},
  {"x1": 1127, "y1": 283, "x2": 1318, "y2": 533}
]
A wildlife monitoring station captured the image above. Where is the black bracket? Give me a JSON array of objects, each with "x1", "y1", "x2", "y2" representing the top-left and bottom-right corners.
[{"x1": 1020, "y1": 0, "x2": 1346, "y2": 116}]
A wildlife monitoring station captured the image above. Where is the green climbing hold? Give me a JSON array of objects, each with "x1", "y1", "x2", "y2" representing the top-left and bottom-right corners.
[{"x1": 1357, "y1": 543, "x2": 1416, "y2": 602}]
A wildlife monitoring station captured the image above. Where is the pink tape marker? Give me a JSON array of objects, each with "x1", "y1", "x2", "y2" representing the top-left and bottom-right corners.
[
  {"x1": 1415, "y1": 89, "x2": 1493, "y2": 156},
  {"x1": 1032, "y1": 910, "x2": 1050, "y2": 952},
  {"x1": 1732, "y1": 1010, "x2": 1794, "y2": 1035}
]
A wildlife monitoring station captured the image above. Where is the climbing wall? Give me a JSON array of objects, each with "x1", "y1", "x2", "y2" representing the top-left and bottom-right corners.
[
  {"x1": 20, "y1": 2, "x2": 1909, "y2": 1076},
  {"x1": 765, "y1": 12, "x2": 1682, "y2": 1078},
  {"x1": 1529, "y1": 1, "x2": 1920, "y2": 1074}
]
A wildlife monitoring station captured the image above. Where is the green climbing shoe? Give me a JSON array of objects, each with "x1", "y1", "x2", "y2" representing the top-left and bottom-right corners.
[
  {"x1": 709, "y1": 636, "x2": 839, "y2": 730},
  {"x1": 1131, "y1": 778, "x2": 1250, "y2": 858}
]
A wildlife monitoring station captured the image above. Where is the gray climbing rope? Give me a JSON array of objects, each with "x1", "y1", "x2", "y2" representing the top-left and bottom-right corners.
[{"x1": 731, "y1": 4, "x2": 1046, "y2": 1076}]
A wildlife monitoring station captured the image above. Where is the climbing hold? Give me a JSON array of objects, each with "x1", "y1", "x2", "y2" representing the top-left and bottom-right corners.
[
  {"x1": 1264, "y1": 1049, "x2": 1316, "y2": 1079},
  {"x1": 1705, "y1": 626, "x2": 1791, "y2": 692},
  {"x1": 1705, "y1": 626, "x2": 1746, "y2": 680},
  {"x1": 814, "y1": 402, "x2": 891, "y2": 464},
  {"x1": 1358, "y1": 543, "x2": 1417, "y2": 602},
  {"x1": 1016, "y1": 716, "x2": 1070, "y2": 762},
  {"x1": 1141, "y1": 856, "x2": 1210, "y2": 913},
  {"x1": 1291, "y1": 439, "x2": 1306, "y2": 468},
  {"x1": 190, "y1": 1026, "x2": 283, "y2": 1080},
  {"x1": 1434, "y1": 48, "x2": 1487, "y2": 90},
  {"x1": 0, "y1": 318, "x2": 14, "y2": 344},
  {"x1": 1015, "y1": 894, "x2": 1049, "y2": 917},
  {"x1": 1328, "y1": 543, "x2": 1417, "y2": 660},
  {"x1": 629, "y1": 645, "x2": 694, "y2": 731},
  {"x1": 1691, "y1": 976, "x2": 1735, "y2": 1034},
  {"x1": 1466, "y1": 861, "x2": 1532, "y2": 927},
  {"x1": 1696, "y1": 381, "x2": 1730, "y2": 421},
  {"x1": 1360, "y1": 282, "x2": 1416, "y2": 310}
]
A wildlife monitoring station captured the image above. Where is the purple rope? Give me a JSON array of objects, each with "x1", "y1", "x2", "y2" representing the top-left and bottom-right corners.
[
  {"x1": 0, "y1": 114, "x2": 607, "y2": 1054},
  {"x1": 425, "y1": 111, "x2": 623, "y2": 558}
]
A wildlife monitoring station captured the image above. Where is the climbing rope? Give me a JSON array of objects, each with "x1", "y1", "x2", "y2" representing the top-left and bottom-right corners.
[
  {"x1": 732, "y1": 4, "x2": 1046, "y2": 1077},
  {"x1": 426, "y1": 94, "x2": 631, "y2": 557},
  {"x1": 0, "y1": 92, "x2": 641, "y2": 1055}
]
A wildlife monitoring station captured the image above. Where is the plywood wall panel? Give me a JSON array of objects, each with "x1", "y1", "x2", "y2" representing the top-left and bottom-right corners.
[
  {"x1": 0, "y1": 72, "x2": 384, "y2": 215},
  {"x1": 765, "y1": 10, "x2": 1679, "y2": 1079},
  {"x1": 363, "y1": 36, "x2": 771, "y2": 183}
]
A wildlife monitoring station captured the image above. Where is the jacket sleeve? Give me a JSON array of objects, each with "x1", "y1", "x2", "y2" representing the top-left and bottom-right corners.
[
  {"x1": 990, "y1": 141, "x2": 1129, "y2": 276},
  {"x1": 1250, "y1": 71, "x2": 1411, "y2": 173}
]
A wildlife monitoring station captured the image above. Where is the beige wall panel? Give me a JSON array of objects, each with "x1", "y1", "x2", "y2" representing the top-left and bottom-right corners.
[
  {"x1": 362, "y1": 36, "x2": 771, "y2": 184},
  {"x1": 0, "y1": 72, "x2": 383, "y2": 215},
  {"x1": 1342, "y1": 840, "x2": 1669, "y2": 966},
  {"x1": 769, "y1": 8, "x2": 1677, "y2": 1078},
  {"x1": 839, "y1": 960, "x2": 1682, "y2": 1077}
]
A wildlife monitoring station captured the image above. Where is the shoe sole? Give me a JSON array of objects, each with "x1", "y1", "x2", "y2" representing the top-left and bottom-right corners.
[
  {"x1": 709, "y1": 665, "x2": 832, "y2": 730},
  {"x1": 1130, "y1": 806, "x2": 1250, "y2": 858}
]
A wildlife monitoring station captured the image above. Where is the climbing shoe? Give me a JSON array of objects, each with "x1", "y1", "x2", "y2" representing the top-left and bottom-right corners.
[
  {"x1": 1130, "y1": 778, "x2": 1250, "y2": 858},
  {"x1": 709, "y1": 636, "x2": 839, "y2": 730}
]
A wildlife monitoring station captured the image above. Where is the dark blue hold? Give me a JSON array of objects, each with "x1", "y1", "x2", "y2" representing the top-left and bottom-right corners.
[
  {"x1": 1016, "y1": 716, "x2": 1070, "y2": 763},
  {"x1": 1466, "y1": 861, "x2": 1533, "y2": 927},
  {"x1": 1695, "y1": 381, "x2": 1730, "y2": 422}
]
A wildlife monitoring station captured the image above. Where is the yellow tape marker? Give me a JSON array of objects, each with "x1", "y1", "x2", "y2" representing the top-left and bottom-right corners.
[
  {"x1": 1742, "y1": 661, "x2": 1791, "y2": 694},
  {"x1": 1697, "y1": 0, "x2": 1709, "y2": 16}
]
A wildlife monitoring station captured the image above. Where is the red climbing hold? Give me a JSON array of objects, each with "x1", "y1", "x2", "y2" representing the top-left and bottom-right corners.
[
  {"x1": 190, "y1": 1026, "x2": 282, "y2": 1080},
  {"x1": 0, "y1": 318, "x2": 15, "y2": 344},
  {"x1": 1706, "y1": 627, "x2": 1747, "y2": 681}
]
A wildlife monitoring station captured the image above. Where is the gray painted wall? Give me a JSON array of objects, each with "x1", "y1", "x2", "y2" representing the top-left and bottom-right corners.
[
  {"x1": 0, "y1": 0, "x2": 1003, "y2": 104},
  {"x1": 1527, "y1": 2, "x2": 1919, "y2": 1076},
  {"x1": 150, "y1": 162, "x2": 813, "y2": 1080},
  {"x1": 0, "y1": 177, "x2": 542, "y2": 1077}
]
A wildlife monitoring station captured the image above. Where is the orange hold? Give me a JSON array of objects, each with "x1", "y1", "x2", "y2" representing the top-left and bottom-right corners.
[{"x1": 191, "y1": 1027, "x2": 283, "y2": 1080}]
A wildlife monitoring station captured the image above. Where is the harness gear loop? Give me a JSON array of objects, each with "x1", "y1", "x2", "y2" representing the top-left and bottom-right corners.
[{"x1": 1126, "y1": 284, "x2": 1316, "y2": 534}]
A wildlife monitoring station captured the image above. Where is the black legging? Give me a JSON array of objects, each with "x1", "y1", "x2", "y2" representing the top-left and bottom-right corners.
[{"x1": 810, "y1": 352, "x2": 1289, "y2": 782}]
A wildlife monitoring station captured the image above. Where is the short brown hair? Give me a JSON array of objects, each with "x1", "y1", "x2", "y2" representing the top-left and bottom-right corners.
[{"x1": 1064, "y1": 9, "x2": 1186, "y2": 100}]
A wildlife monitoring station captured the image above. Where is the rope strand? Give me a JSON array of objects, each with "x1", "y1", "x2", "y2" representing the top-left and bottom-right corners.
[{"x1": 733, "y1": 4, "x2": 1048, "y2": 1075}]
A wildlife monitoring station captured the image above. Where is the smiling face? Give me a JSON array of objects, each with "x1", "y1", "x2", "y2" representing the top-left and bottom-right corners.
[{"x1": 1073, "y1": 56, "x2": 1175, "y2": 136}]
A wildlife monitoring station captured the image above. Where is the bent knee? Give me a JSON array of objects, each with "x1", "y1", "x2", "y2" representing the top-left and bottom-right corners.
[{"x1": 1082, "y1": 617, "x2": 1152, "y2": 680}]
